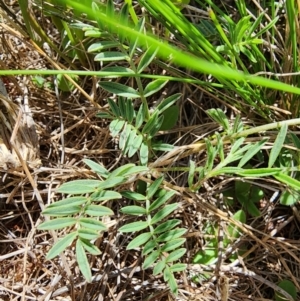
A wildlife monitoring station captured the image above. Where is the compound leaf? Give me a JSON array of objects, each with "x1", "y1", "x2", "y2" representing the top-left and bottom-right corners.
[
  {"x1": 127, "y1": 232, "x2": 152, "y2": 249},
  {"x1": 99, "y1": 81, "x2": 139, "y2": 98},
  {"x1": 147, "y1": 177, "x2": 164, "y2": 199},
  {"x1": 46, "y1": 197, "x2": 87, "y2": 208},
  {"x1": 78, "y1": 228, "x2": 100, "y2": 240},
  {"x1": 121, "y1": 191, "x2": 147, "y2": 201},
  {"x1": 149, "y1": 190, "x2": 176, "y2": 212},
  {"x1": 157, "y1": 228, "x2": 187, "y2": 242},
  {"x1": 76, "y1": 239, "x2": 92, "y2": 282},
  {"x1": 47, "y1": 231, "x2": 77, "y2": 260},
  {"x1": 79, "y1": 217, "x2": 107, "y2": 231},
  {"x1": 153, "y1": 260, "x2": 166, "y2": 275},
  {"x1": 94, "y1": 52, "x2": 128, "y2": 61},
  {"x1": 166, "y1": 248, "x2": 186, "y2": 263},
  {"x1": 143, "y1": 250, "x2": 160, "y2": 269},
  {"x1": 79, "y1": 238, "x2": 101, "y2": 255},
  {"x1": 151, "y1": 203, "x2": 178, "y2": 224},
  {"x1": 38, "y1": 217, "x2": 77, "y2": 230},
  {"x1": 156, "y1": 93, "x2": 181, "y2": 113},
  {"x1": 83, "y1": 159, "x2": 110, "y2": 178},
  {"x1": 144, "y1": 80, "x2": 168, "y2": 98},
  {"x1": 120, "y1": 205, "x2": 147, "y2": 215},
  {"x1": 137, "y1": 46, "x2": 158, "y2": 73},
  {"x1": 119, "y1": 221, "x2": 148, "y2": 232},
  {"x1": 43, "y1": 205, "x2": 81, "y2": 216},
  {"x1": 58, "y1": 180, "x2": 102, "y2": 194},
  {"x1": 85, "y1": 205, "x2": 114, "y2": 216},
  {"x1": 161, "y1": 238, "x2": 186, "y2": 252},
  {"x1": 153, "y1": 219, "x2": 181, "y2": 234}
]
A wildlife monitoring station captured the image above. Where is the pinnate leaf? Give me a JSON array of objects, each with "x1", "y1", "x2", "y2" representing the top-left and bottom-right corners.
[
  {"x1": 137, "y1": 46, "x2": 158, "y2": 73},
  {"x1": 46, "y1": 197, "x2": 87, "y2": 208},
  {"x1": 168, "y1": 272, "x2": 178, "y2": 295},
  {"x1": 85, "y1": 204, "x2": 114, "y2": 216},
  {"x1": 156, "y1": 93, "x2": 181, "y2": 113},
  {"x1": 140, "y1": 141, "x2": 149, "y2": 165},
  {"x1": 169, "y1": 263, "x2": 187, "y2": 272},
  {"x1": 94, "y1": 52, "x2": 128, "y2": 61},
  {"x1": 43, "y1": 205, "x2": 81, "y2": 216},
  {"x1": 142, "y1": 239, "x2": 157, "y2": 255},
  {"x1": 79, "y1": 238, "x2": 101, "y2": 255},
  {"x1": 144, "y1": 80, "x2": 168, "y2": 98},
  {"x1": 46, "y1": 232, "x2": 77, "y2": 260},
  {"x1": 121, "y1": 191, "x2": 146, "y2": 201},
  {"x1": 166, "y1": 248, "x2": 186, "y2": 263},
  {"x1": 153, "y1": 260, "x2": 166, "y2": 275},
  {"x1": 83, "y1": 159, "x2": 109, "y2": 178},
  {"x1": 147, "y1": 177, "x2": 164, "y2": 199},
  {"x1": 151, "y1": 203, "x2": 178, "y2": 224},
  {"x1": 78, "y1": 228, "x2": 101, "y2": 240},
  {"x1": 161, "y1": 238, "x2": 186, "y2": 252},
  {"x1": 76, "y1": 239, "x2": 92, "y2": 282},
  {"x1": 38, "y1": 218, "x2": 77, "y2": 230},
  {"x1": 79, "y1": 217, "x2": 107, "y2": 231},
  {"x1": 58, "y1": 180, "x2": 102, "y2": 194},
  {"x1": 149, "y1": 190, "x2": 176, "y2": 212},
  {"x1": 143, "y1": 250, "x2": 160, "y2": 269},
  {"x1": 119, "y1": 221, "x2": 148, "y2": 232},
  {"x1": 153, "y1": 219, "x2": 181, "y2": 234},
  {"x1": 97, "y1": 176, "x2": 125, "y2": 190},
  {"x1": 91, "y1": 190, "x2": 122, "y2": 201},
  {"x1": 120, "y1": 205, "x2": 147, "y2": 215},
  {"x1": 157, "y1": 228, "x2": 187, "y2": 242},
  {"x1": 127, "y1": 232, "x2": 152, "y2": 249},
  {"x1": 128, "y1": 134, "x2": 143, "y2": 158},
  {"x1": 88, "y1": 41, "x2": 120, "y2": 52},
  {"x1": 110, "y1": 119, "x2": 125, "y2": 137},
  {"x1": 99, "y1": 82, "x2": 139, "y2": 98}
]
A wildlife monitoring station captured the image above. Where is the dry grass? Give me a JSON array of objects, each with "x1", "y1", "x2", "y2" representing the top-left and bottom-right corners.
[{"x1": 0, "y1": 2, "x2": 300, "y2": 301}]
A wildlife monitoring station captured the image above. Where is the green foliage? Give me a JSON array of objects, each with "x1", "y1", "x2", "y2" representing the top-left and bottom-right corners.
[
  {"x1": 235, "y1": 181, "x2": 264, "y2": 217},
  {"x1": 275, "y1": 280, "x2": 297, "y2": 301},
  {"x1": 272, "y1": 133, "x2": 300, "y2": 206},
  {"x1": 188, "y1": 109, "x2": 270, "y2": 191},
  {"x1": 97, "y1": 94, "x2": 179, "y2": 164},
  {"x1": 31, "y1": 0, "x2": 300, "y2": 296},
  {"x1": 193, "y1": 209, "x2": 246, "y2": 266},
  {"x1": 38, "y1": 162, "x2": 148, "y2": 282},
  {"x1": 119, "y1": 177, "x2": 186, "y2": 295},
  {"x1": 159, "y1": 105, "x2": 179, "y2": 131},
  {"x1": 38, "y1": 162, "x2": 186, "y2": 293}
]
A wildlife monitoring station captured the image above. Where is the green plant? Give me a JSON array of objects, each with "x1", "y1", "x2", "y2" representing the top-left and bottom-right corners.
[
  {"x1": 234, "y1": 180, "x2": 264, "y2": 217},
  {"x1": 38, "y1": 162, "x2": 187, "y2": 294},
  {"x1": 119, "y1": 177, "x2": 187, "y2": 295},
  {"x1": 275, "y1": 280, "x2": 297, "y2": 301},
  {"x1": 22, "y1": 0, "x2": 300, "y2": 297},
  {"x1": 275, "y1": 133, "x2": 300, "y2": 206},
  {"x1": 192, "y1": 209, "x2": 246, "y2": 266},
  {"x1": 97, "y1": 94, "x2": 179, "y2": 165},
  {"x1": 38, "y1": 161, "x2": 148, "y2": 282}
]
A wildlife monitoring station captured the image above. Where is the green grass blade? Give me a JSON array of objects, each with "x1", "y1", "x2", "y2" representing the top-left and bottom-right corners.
[{"x1": 268, "y1": 123, "x2": 288, "y2": 168}]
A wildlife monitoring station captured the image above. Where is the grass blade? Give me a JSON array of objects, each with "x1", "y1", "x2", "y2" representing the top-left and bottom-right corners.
[{"x1": 268, "y1": 123, "x2": 288, "y2": 168}]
